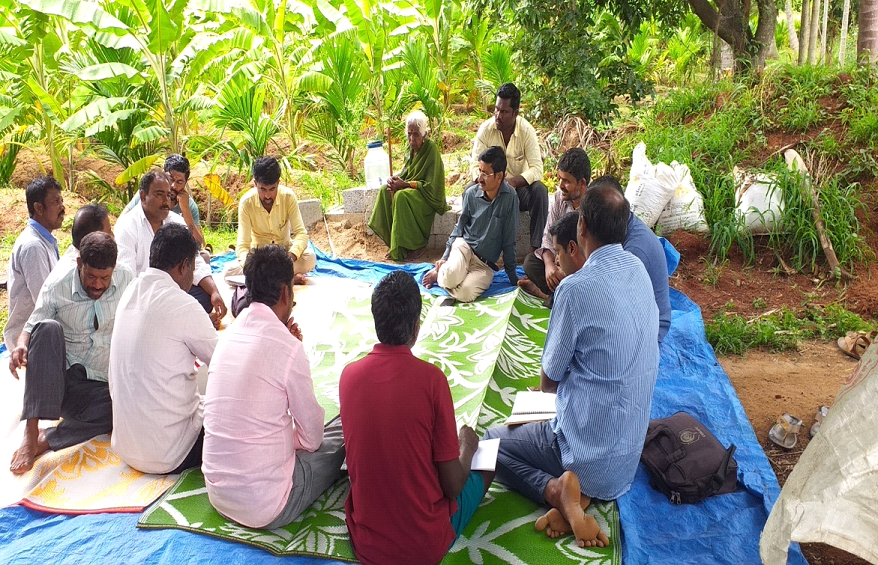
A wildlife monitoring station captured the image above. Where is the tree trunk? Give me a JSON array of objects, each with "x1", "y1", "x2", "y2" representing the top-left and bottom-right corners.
[
  {"x1": 799, "y1": 0, "x2": 811, "y2": 64},
  {"x1": 688, "y1": 0, "x2": 776, "y2": 72},
  {"x1": 839, "y1": 0, "x2": 851, "y2": 65},
  {"x1": 821, "y1": 0, "x2": 829, "y2": 62},
  {"x1": 785, "y1": 0, "x2": 799, "y2": 53},
  {"x1": 755, "y1": 0, "x2": 779, "y2": 66},
  {"x1": 808, "y1": 0, "x2": 821, "y2": 63},
  {"x1": 859, "y1": 0, "x2": 878, "y2": 65}
]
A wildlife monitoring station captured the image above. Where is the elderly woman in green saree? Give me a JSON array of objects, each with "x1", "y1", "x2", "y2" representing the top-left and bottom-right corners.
[{"x1": 369, "y1": 110, "x2": 448, "y2": 261}]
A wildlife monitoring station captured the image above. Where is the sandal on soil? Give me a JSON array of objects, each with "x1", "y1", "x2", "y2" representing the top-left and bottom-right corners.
[
  {"x1": 810, "y1": 405, "x2": 830, "y2": 438},
  {"x1": 769, "y1": 414, "x2": 802, "y2": 449},
  {"x1": 837, "y1": 331, "x2": 877, "y2": 360}
]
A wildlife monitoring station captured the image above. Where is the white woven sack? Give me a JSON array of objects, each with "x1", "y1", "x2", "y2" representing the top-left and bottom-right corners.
[
  {"x1": 625, "y1": 142, "x2": 676, "y2": 228},
  {"x1": 734, "y1": 168, "x2": 784, "y2": 234},
  {"x1": 655, "y1": 161, "x2": 708, "y2": 234}
]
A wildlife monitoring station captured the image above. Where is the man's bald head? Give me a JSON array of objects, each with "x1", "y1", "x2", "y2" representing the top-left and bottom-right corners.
[{"x1": 579, "y1": 181, "x2": 629, "y2": 246}]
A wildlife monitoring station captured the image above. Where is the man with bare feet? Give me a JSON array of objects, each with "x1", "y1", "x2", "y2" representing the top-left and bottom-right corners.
[
  {"x1": 422, "y1": 146, "x2": 519, "y2": 303},
  {"x1": 483, "y1": 185, "x2": 660, "y2": 548},
  {"x1": 8, "y1": 233, "x2": 133, "y2": 474},
  {"x1": 225, "y1": 156, "x2": 315, "y2": 285},
  {"x1": 340, "y1": 271, "x2": 495, "y2": 564},
  {"x1": 518, "y1": 148, "x2": 590, "y2": 306}
]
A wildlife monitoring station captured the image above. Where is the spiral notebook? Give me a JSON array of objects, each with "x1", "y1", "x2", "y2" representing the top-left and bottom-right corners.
[{"x1": 505, "y1": 391, "x2": 557, "y2": 425}]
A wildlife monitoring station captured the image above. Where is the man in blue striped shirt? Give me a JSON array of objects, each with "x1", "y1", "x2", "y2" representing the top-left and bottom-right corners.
[
  {"x1": 8, "y1": 232, "x2": 134, "y2": 474},
  {"x1": 484, "y1": 185, "x2": 660, "y2": 548}
]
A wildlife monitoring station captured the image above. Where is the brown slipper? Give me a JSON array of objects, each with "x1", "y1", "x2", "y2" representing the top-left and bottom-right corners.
[{"x1": 837, "y1": 331, "x2": 876, "y2": 360}]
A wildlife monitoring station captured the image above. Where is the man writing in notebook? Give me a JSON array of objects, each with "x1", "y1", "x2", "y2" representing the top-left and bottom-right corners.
[{"x1": 484, "y1": 185, "x2": 660, "y2": 547}]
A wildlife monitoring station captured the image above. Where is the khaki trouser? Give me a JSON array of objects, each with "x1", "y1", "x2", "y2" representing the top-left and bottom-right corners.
[
  {"x1": 438, "y1": 238, "x2": 494, "y2": 303},
  {"x1": 224, "y1": 246, "x2": 317, "y2": 282}
]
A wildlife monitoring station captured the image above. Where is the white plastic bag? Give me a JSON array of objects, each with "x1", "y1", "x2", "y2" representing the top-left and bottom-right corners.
[
  {"x1": 625, "y1": 143, "x2": 677, "y2": 229},
  {"x1": 655, "y1": 161, "x2": 708, "y2": 234},
  {"x1": 733, "y1": 167, "x2": 784, "y2": 234}
]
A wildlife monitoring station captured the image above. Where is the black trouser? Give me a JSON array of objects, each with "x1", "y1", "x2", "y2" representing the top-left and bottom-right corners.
[
  {"x1": 516, "y1": 181, "x2": 549, "y2": 249},
  {"x1": 21, "y1": 320, "x2": 112, "y2": 451},
  {"x1": 188, "y1": 285, "x2": 212, "y2": 314},
  {"x1": 522, "y1": 251, "x2": 555, "y2": 308}
]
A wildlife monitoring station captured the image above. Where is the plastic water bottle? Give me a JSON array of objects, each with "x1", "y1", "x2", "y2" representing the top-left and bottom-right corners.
[{"x1": 364, "y1": 141, "x2": 391, "y2": 190}]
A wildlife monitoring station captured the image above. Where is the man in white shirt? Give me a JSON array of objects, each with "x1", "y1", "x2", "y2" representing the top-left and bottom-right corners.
[
  {"x1": 114, "y1": 169, "x2": 227, "y2": 327},
  {"x1": 109, "y1": 223, "x2": 218, "y2": 475},
  {"x1": 8, "y1": 232, "x2": 133, "y2": 474},
  {"x1": 469, "y1": 83, "x2": 548, "y2": 251},
  {"x1": 4, "y1": 176, "x2": 65, "y2": 348}
]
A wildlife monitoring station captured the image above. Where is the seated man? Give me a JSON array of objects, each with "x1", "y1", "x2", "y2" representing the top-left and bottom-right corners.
[
  {"x1": 54, "y1": 203, "x2": 113, "y2": 272},
  {"x1": 120, "y1": 154, "x2": 203, "y2": 246},
  {"x1": 470, "y1": 82, "x2": 547, "y2": 250},
  {"x1": 8, "y1": 233, "x2": 134, "y2": 474},
  {"x1": 422, "y1": 146, "x2": 519, "y2": 303},
  {"x1": 519, "y1": 148, "x2": 591, "y2": 305},
  {"x1": 590, "y1": 175, "x2": 671, "y2": 344},
  {"x1": 225, "y1": 156, "x2": 316, "y2": 284},
  {"x1": 546, "y1": 212, "x2": 586, "y2": 281},
  {"x1": 340, "y1": 270, "x2": 494, "y2": 564},
  {"x1": 109, "y1": 224, "x2": 218, "y2": 475},
  {"x1": 113, "y1": 169, "x2": 226, "y2": 325},
  {"x1": 483, "y1": 185, "x2": 660, "y2": 548},
  {"x1": 203, "y1": 246, "x2": 344, "y2": 529},
  {"x1": 4, "y1": 176, "x2": 65, "y2": 349}
]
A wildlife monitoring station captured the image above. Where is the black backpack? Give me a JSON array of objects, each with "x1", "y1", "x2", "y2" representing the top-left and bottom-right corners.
[{"x1": 640, "y1": 412, "x2": 738, "y2": 504}]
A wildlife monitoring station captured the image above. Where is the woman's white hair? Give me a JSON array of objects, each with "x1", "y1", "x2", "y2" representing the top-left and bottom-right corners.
[{"x1": 405, "y1": 110, "x2": 429, "y2": 136}]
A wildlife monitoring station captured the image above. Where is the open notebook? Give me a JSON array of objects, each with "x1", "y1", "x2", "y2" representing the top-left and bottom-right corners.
[{"x1": 505, "y1": 390, "x2": 557, "y2": 425}]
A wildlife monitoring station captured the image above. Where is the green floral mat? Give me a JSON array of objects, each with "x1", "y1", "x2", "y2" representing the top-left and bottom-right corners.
[{"x1": 138, "y1": 287, "x2": 620, "y2": 564}]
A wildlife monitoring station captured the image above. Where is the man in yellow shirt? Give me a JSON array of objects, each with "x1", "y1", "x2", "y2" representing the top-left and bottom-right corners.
[
  {"x1": 470, "y1": 83, "x2": 547, "y2": 251},
  {"x1": 226, "y1": 157, "x2": 316, "y2": 284}
]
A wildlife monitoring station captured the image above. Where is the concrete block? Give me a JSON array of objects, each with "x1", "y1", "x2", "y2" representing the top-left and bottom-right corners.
[
  {"x1": 298, "y1": 199, "x2": 323, "y2": 228},
  {"x1": 341, "y1": 186, "x2": 379, "y2": 215}
]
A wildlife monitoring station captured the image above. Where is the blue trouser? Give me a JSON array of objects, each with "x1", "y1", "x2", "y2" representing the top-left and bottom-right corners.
[{"x1": 483, "y1": 420, "x2": 564, "y2": 506}]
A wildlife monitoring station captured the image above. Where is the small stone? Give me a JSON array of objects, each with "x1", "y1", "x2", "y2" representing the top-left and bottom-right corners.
[{"x1": 342, "y1": 219, "x2": 352, "y2": 229}]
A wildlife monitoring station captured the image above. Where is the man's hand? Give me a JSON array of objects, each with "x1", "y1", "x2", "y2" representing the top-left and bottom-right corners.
[
  {"x1": 422, "y1": 260, "x2": 445, "y2": 288},
  {"x1": 545, "y1": 262, "x2": 564, "y2": 292},
  {"x1": 210, "y1": 291, "x2": 227, "y2": 323},
  {"x1": 506, "y1": 175, "x2": 527, "y2": 189},
  {"x1": 9, "y1": 346, "x2": 27, "y2": 379},
  {"x1": 287, "y1": 317, "x2": 303, "y2": 342},
  {"x1": 458, "y1": 425, "x2": 479, "y2": 458}
]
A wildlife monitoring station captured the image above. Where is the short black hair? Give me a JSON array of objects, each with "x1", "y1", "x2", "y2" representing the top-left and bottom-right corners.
[
  {"x1": 26, "y1": 176, "x2": 62, "y2": 218},
  {"x1": 479, "y1": 146, "x2": 507, "y2": 176},
  {"x1": 557, "y1": 148, "x2": 591, "y2": 184},
  {"x1": 72, "y1": 203, "x2": 109, "y2": 249},
  {"x1": 79, "y1": 232, "x2": 117, "y2": 270},
  {"x1": 371, "y1": 270, "x2": 421, "y2": 346},
  {"x1": 252, "y1": 156, "x2": 281, "y2": 185},
  {"x1": 588, "y1": 175, "x2": 625, "y2": 196},
  {"x1": 496, "y1": 82, "x2": 521, "y2": 110},
  {"x1": 580, "y1": 184, "x2": 629, "y2": 245},
  {"x1": 139, "y1": 169, "x2": 169, "y2": 197},
  {"x1": 164, "y1": 154, "x2": 190, "y2": 180},
  {"x1": 549, "y1": 211, "x2": 580, "y2": 249},
  {"x1": 149, "y1": 223, "x2": 197, "y2": 272},
  {"x1": 243, "y1": 245, "x2": 293, "y2": 307}
]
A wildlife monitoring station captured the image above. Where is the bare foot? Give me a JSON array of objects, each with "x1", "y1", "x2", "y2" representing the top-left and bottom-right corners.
[
  {"x1": 555, "y1": 471, "x2": 609, "y2": 548},
  {"x1": 10, "y1": 426, "x2": 49, "y2": 475},
  {"x1": 406, "y1": 247, "x2": 427, "y2": 261},
  {"x1": 535, "y1": 494, "x2": 592, "y2": 538},
  {"x1": 517, "y1": 277, "x2": 548, "y2": 300},
  {"x1": 293, "y1": 273, "x2": 307, "y2": 286}
]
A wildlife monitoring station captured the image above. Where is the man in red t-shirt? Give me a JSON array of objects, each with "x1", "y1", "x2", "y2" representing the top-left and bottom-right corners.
[{"x1": 339, "y1": 271, "x2": 495, "y2": 564}]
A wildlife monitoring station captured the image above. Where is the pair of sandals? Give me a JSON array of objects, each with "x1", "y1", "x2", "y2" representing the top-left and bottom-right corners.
[
  {"x1": 768, "y1": 406, "x2": 830, "y2": 449},
  {"x1": 837, "y1": 330, "x2": 878, "y2": 360}
]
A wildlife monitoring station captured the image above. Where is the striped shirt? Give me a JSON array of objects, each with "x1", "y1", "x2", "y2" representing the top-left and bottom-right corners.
[
  {"x1": 4, "y1": 221, "x2": 59, "y2": 347},
  {"x1": 543, "y1": 243, "x2": 659, "y2": 500},
  {"x1": 24, "y1": 260, "x2": 134, "y2": 382}
]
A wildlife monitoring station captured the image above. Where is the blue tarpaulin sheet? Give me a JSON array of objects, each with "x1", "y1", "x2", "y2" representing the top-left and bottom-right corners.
[{"x1": 0, "y1": 244, "x2": 803, "y2": 564}]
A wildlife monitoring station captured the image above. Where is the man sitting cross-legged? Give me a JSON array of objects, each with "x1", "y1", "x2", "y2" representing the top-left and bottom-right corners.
[
  {"x1": 340, "y1": 271, "x2": 495, "y2": 564},
  {"x1": 109, "y1": 223, "x2": 218, "y2": 475},
  {"x1": 203, "y1": 245, "x2": 344, "y2": 529},
  {"x1": 422, "y1": 146, "x2": 519, "y2": 303},
  {"x1": 483, "y1": 185, "x2": 660, "y2": 547},
  {"x1": 8, "y1": 232, "x2": 134, "y2": 474}
]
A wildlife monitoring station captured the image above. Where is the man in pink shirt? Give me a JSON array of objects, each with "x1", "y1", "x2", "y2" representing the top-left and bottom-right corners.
[{"x1": 202, "y1": 246, "x2": 344, "y2": 529}]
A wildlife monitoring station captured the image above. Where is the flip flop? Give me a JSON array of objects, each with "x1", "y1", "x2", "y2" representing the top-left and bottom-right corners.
[
  {"x1": 837, "y1": 331, "x2": 877, "y2": 360},
  {"x1": 810, "y1": 406, "x2": 830, "y2": 438},
  {"x1": 769, "y1": 413, "x2": 802, "y2": 449}
]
